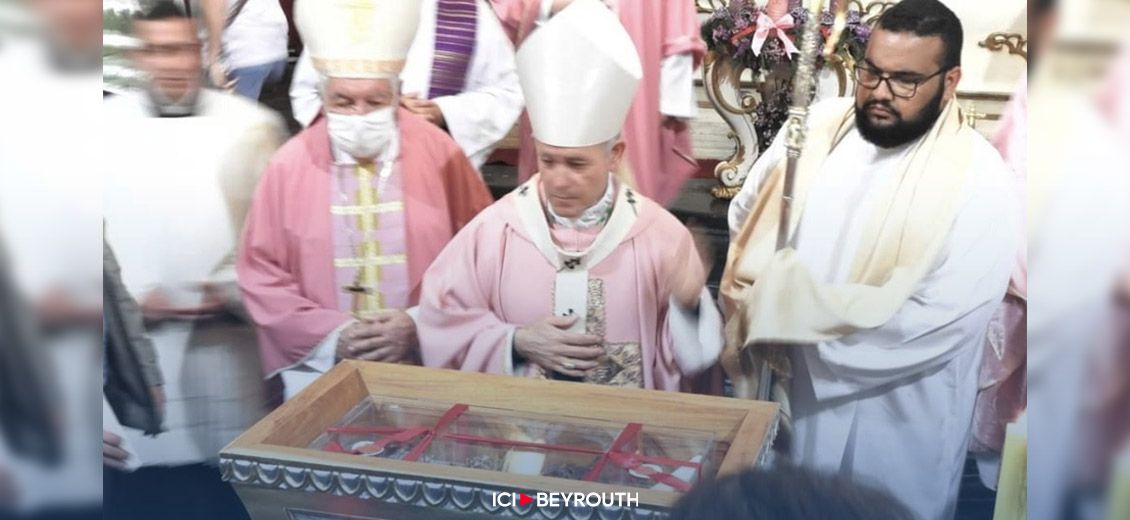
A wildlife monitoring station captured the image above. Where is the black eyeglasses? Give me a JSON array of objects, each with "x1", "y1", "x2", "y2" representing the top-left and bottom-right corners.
[{"x1": 853, "y1": 63, "x2": 948, "y2": 99}]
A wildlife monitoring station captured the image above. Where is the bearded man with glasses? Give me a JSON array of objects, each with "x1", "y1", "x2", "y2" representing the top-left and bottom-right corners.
[{"x1": 721, "y1": 1, "x2": 1020, "y2": 518}]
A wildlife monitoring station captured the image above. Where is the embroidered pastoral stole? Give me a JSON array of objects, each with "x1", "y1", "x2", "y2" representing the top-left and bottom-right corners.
[
  {"x1": 330, "y1": 161, "x2": 410, "y2": 319},
  {"x1": 513, "y1": 177, "x2": 645, "y2": 387},
  {"x1": 428, "y1": 0, "x2": 478, "y2": 98}
]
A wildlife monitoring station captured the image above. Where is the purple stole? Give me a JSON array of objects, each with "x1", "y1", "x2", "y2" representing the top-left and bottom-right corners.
[{"x1": 427, "y1": 0, "x2": 478, "y2": 99}]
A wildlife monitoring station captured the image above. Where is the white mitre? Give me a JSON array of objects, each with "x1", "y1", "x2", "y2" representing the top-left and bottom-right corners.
[
  {"x1": 294, "y1": 0, "x2": 422, "y2": 79},
  {"x1": 516, "y1": 0, "x2": 642, "y2": 147}
]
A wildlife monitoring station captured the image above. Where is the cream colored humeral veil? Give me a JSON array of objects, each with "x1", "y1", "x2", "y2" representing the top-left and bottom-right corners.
[{"x1": 720, "y1": 97, "x2": 974, "y2": 399}]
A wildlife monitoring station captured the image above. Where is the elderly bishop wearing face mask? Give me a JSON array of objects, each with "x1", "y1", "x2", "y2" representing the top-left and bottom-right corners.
[
  {"x1": 416, "y1": 0, "x2": 723, "y2": 391},
  {"x1": 237, "y1": 0, "x2": 493, "y2": 400}
]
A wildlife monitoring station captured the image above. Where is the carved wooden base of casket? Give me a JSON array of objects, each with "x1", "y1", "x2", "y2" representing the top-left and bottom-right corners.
[{"x1": 221, "y1": 362, "x2": 778, "y2": 519}]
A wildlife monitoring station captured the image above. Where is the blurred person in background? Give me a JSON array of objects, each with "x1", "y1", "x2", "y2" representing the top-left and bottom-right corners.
[
  {"x1": 289, "y1": 0, "x2": 524, "y2": 171},
  {"x1": 20, "y1": 0, "x2": 101, "y2": 70},
  {"x1": 1026, "y1": 0, "x2": 1130, "y2": 518},
  {"x1": 489, "y1": 0, "x2": 705, "y2": 205},
  {"x1": 102, "y1": 2, "x2": 286, "y2": 518},
  {"x1": 1072, "y1": 31, "x2": 1130, "y2": 520},
  {"x1": 0, "y1": 242, "x2": 64, "y2": 515},
  {"x1": 0, "y1": 0, "x2": 103, "y2": 514},
  {"x1": 237, "y1": 0, "x2": 493, "y2": 401},
  {"x1": 199, "y1": 0, "x2": 289, "y2": 100}
]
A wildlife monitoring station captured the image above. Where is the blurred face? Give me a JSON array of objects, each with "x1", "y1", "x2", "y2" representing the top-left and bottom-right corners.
[
  {"x1": 131, "y1": 18, "x2": 202, "y2": 102},
  {"x1": 28, "y1": 0, "x2": 103, "y2": 53},
  {"x1": 854, "y1": 28, "x2": 961, "y2": 148},
  {"x1": 323, "y1": 78, "x2": 397, "y2": 115},
  {"x1": 537, "y1": 139, "x2": 624, "y2": 218}
]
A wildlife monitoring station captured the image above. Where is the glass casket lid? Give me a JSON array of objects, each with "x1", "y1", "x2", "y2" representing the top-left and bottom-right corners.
[{"x1": 307, "y1": 396, "x2": 726, "y2": 493}]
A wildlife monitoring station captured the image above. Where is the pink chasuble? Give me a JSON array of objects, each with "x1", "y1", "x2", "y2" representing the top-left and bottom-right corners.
[
  {"x1": 418, "y1": 175, "x2": 707, "y2": 391},
  {"x1": 489, "y1": 0, "x2": 706, "y2": 204},
  {"x1": 238, "y1": 110, "x2": 494, "y2": 378}
]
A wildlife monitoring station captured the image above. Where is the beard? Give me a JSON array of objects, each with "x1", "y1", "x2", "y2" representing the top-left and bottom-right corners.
[{"x1": 855, "y1": 87, "x2": 945, "y2": 149}]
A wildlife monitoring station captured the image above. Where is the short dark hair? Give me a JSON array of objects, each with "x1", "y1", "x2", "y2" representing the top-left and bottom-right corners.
[
  {"x1": 133, "y1": 1, "x2": 189, "y2": 22},
  {"x1": 875, "y1": 0, "x2": 964, "y2": 70},
  {"x1": 668, "y1": 465, "x2": 915, "y2": 520}
]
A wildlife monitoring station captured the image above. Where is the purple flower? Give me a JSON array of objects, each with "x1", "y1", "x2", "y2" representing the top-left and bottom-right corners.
[
  {"x1": 853, "y1": 24, "x2": 872, "y2": 43},
  {"x1": 790, "y1": 6, "x2": 810, "y2": 28},
  {"x1": 712, "y1": 25, "x2": 729, "y2": 44}
]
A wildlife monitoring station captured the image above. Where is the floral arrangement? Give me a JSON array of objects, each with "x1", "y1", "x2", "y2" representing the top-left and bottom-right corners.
[{"x1": 701, "y1": 0, "x2": 871, "y2": 146}]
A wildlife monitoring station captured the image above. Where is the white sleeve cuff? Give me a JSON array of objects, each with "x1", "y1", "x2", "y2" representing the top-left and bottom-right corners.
[
  {"x1": 305, "y1": 320, "x2": 355, "y2": 373},
  {"x1": 504, "y1": 326, "x2": 527, "y2": 376},
  {"x1": 660, "y1": 53, "x2": 697, "y2": 119},
  {"x1": 667, "y1": 290, "x2": 724, "y2": 375}
]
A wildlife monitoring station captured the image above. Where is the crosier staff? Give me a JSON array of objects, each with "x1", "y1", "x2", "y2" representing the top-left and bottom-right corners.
[{"x1": 756, "y1": 0, "x2": 850, "y2": 403}]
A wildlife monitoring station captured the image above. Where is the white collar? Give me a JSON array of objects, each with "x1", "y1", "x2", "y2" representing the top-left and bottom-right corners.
[
  {"x1": 514, "y1": 175, "x2": 640, "y2": 272},
  {"x1": 545, "y1": 174, "x2": 616, "y2": 230}
]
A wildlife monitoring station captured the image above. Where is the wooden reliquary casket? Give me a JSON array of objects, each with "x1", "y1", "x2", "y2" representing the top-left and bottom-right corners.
[{"x1": 220, "y1": 362, "x2": 779, "y2": 519}]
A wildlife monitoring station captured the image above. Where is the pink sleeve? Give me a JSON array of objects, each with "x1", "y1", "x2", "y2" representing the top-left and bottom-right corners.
[
  {"x1": 653, "y1": 222, "x2": 709, "y2": 391},
  {"x1": 662, "y1": 0, "x2": 706, "y2": 66},
  {"x1": 236, "y1": 162, "x2": 351, "y2": 376},
  {"x1": 416, "y1": 213, "x2": 515, "y2": 375}
]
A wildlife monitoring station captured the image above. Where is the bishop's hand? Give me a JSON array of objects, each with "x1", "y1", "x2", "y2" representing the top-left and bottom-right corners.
[
  {"x1": 336, "y1": 311, "x2": 420, "y2": 365},
  {"x1": 513, "y1": 316, "x2": 604, "y2": 378}
]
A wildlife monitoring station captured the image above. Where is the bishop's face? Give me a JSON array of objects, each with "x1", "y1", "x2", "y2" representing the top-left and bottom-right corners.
[
  {"x1": 536, "y1": 140, "x2": 625, "y2": 219},
  {"x1": 131, "y1": 18, "x2": 202, "y2": 103},
  {"x1": 323, "y1": 77, "x2": 397, "y2": 115}
]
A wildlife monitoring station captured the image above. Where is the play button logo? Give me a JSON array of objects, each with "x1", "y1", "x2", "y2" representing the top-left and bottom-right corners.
[{"x1": 491, "y1": 491, "x2": 535, "y2": 508}]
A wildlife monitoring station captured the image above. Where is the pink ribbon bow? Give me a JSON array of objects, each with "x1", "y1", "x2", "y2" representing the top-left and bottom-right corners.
[{"x1": 732, "y1": 12, "x2": 800, "y2": 59}]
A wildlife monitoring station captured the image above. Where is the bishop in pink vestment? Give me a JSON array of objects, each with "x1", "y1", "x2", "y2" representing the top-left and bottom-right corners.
[
  {"x1": 237, "y1": 110, "x2": 493, "y2": 382},
  {"x1": 416, "y1": 175, "x2": 723, "y2": 391},
  {"x1": 489, "y1": 0, "x2": 706, "y2": 205},
  {"x1": 421, "y1": 0, "x2": 722, "y2": 391}
]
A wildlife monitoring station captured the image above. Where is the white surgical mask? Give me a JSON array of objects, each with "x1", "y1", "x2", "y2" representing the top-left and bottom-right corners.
[{"x1": 326, "y1": 106, "x2": 397, "y2": 161}]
